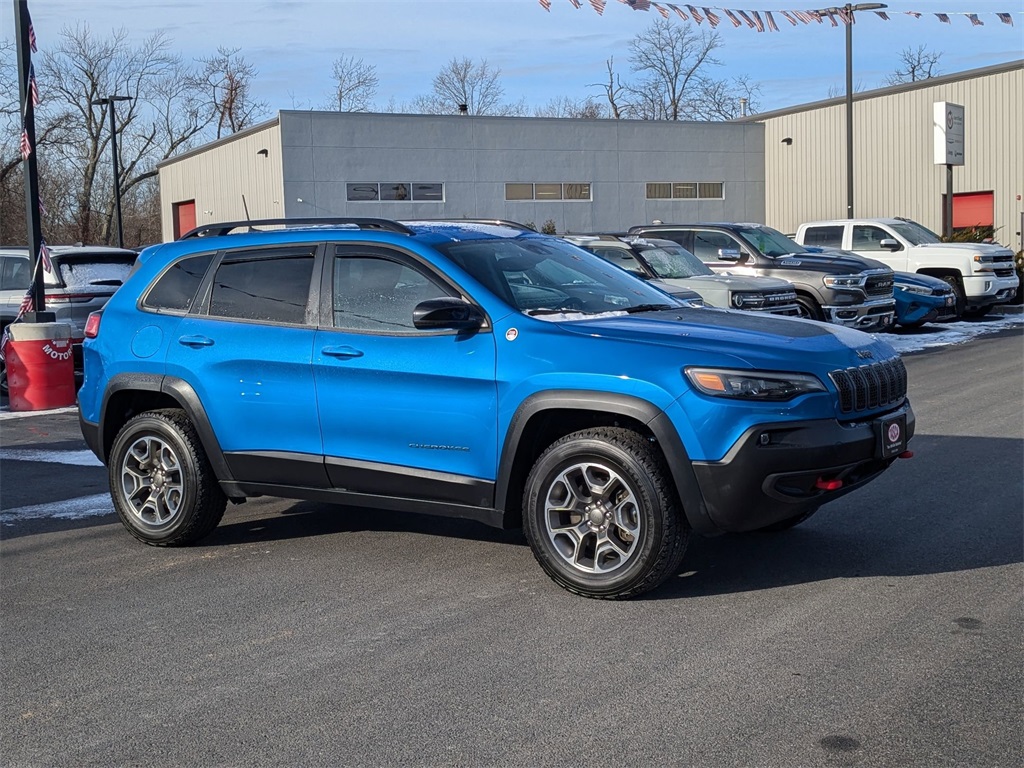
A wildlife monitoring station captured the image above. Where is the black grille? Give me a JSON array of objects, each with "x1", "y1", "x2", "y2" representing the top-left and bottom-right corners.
[
  {"x1": 994, "y1": 267, "x2": 1015, "y2": 277},
  {"x1": 829, "y1": 358, "x2": 908, "y2": 414},
  {"x1": 865, "y1": 273, "x2": 894, "y2": 297}
]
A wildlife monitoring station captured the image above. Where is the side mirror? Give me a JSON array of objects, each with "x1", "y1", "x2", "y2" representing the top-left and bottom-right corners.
[
  {"x1": 718, "y1": 248, "x2": 743, "y2": 262},
  {"x1": 879, "y1": 238, "x2": 901, "y2": 251},
  {"x1": 413, "y1": 297, "x2": 485, "y2": 331}
]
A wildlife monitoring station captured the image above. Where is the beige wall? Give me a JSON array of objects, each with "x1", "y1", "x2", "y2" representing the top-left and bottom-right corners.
[
  {"x1": 760, "y1": 64, "x2": 1023, "y2": 249},
  {"x1": 158, "y1": 120, "x2": 283, "y2": 241}
]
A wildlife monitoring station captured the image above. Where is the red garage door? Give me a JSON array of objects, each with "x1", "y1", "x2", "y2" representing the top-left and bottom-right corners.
[
  {"x1": 952, "y1": 191, "x2": 994, "y2": 229},
  {"x1": 172, "y1": 200, "x2": 196, "y2": 239}
]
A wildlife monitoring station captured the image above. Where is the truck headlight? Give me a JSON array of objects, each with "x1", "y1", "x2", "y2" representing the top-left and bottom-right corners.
[
  {"x1": 684, "y1": 367, "x2": 826, "y2": 400},
  {"x1": 823, "y1": 275, "x2": 866, "y2": 288},
  {"x1": 732, "y1": 292, "x2": 766, "y2": 309}
]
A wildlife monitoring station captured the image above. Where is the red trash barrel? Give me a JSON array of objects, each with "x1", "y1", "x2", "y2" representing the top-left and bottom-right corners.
[{"x1": 5, "y1": 322, "x2": 76, "y2": 412}]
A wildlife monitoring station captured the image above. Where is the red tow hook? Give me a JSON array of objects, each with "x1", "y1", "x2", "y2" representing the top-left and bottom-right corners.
[
  {"x1": 815, "y1": 477, "x2": 843, "y2": 491},
  {"x1": 898, "y1": 451, "x2": 914, "y2": 459}
]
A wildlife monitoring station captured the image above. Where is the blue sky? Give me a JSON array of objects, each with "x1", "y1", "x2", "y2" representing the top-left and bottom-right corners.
[{"x1": 3, "y1": 1, "x2": 1022, "y2": 114}]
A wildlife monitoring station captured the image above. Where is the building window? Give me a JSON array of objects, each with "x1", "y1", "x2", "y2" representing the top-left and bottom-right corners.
[
  {"x1": 646, "y1": 182, "x2": 724, "y2": 200},
  {"x1": 504, "y1": 183, "x2": 592, "y2": 201},
  {"x1": 347, "y1": 182, "x2": 444, "y2": 202}
]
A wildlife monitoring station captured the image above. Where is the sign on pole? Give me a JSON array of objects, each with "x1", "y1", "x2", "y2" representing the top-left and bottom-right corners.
[{"x1": 934, "y1": 102, "x2": 965, "y2": 166}]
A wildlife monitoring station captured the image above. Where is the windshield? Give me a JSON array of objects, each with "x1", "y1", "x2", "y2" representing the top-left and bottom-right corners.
[
  {"x1": 890, "y1": 220, "x2": 941, "y2": 245},
  {"x1": 735, "y1": 226, "x2": 807, "y2": 258},
  {"x1": 638, "y1": 244, "x2": 713, "y2": 279},
  {"x1": 437, "y1": 237, "x2": 681, "y2": 316}
]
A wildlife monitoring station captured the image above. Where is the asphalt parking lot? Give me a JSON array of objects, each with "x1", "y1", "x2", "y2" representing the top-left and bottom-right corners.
[{"x1": 1, "y1": 318, "x2": 1021, "y2": 767}]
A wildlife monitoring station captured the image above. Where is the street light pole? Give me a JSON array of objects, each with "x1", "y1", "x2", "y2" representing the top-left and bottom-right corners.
[
  {"x1": 90, "y1": 95, "x2": 132, "y2": 247},
  {"x1": 812, "y1": 3, "x2": 887, "y2": 219}
]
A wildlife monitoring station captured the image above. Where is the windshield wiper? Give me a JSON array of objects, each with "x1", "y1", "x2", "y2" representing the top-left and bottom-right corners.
[
  {"x1": 623, "y1": 303, "x2": 676, "y2": 314},
  {"x1": 525, "y1": 307, "x2": 593, "y2": 316}
]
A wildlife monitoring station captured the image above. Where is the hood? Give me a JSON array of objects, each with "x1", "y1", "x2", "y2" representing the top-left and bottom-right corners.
[
  {"x1": 664, "y1": 274, "x2": 794, "y2": 292},
  {"x1": 555, "y1": 307, "x2": 895, "y2": 372},
  {"x1": 894, "y1": 271, "x2": 951, "y2": 291},
  {"x1": 912, "y1": 242, "x2": 1014, "y2": 257},
  {"x1": 767, "y1": 249, "x2": 891, "y2": 274}
]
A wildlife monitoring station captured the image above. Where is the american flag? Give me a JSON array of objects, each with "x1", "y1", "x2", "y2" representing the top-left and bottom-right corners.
[
  {"x1": 566, "y1": 0, "x2": 581, "y2": 9},
  {"x1": 686, "y1": 5, "x2": 703, "y2": 24},
  {"x1": 28, "y1": 21, "x2": 37, "y2": 53},
  {"x1": 807, "y1": 10, "x2": 824, "y2": 24},
  {"x1": 538, "y1": 0, "x2": 551, "y2": 11},
  {"x1": 967, "y1": 13, "x2": 984, "y2": 26},
  {"x1": 724, "y1": 9, "x2": 742, "y2": 27},
  {"x1": 781, "y1": 11, "x2": 799, "y2": 26},
  {"x1": 589, "y1": 0, "x2": 606, "y2": 15},
  {"x1": 904, "y1": 11, "x2": 922, "y2": 19},
  {"x1": 874, "y1": 11, "x2": 889, "y2": 21},
  {"x1": 653, "y1": 3, "x2": 670, "y2": 19},
  {"x1": 704, "y1": 8, "x2": 720, "y2": 28},
  {"x1": 935, "y1": 13, "x2": 950, "y2": 24},
  {"x1": 997, "y1": 13, "x2": 1013, "y2": 25},
  {"x1": 39, "y1": 240, "x2": 53, "y2": 274},
  {"x1": 837, "y1": 8, "x2": 853, "y2": 24},
  {"x1": 28, "y1": 64, "x2": 40, "y2": 107},
  {"x1": 824, "y1": 11, "x2": 838, "y2": 27},
  {"x1": 2, "y1": 289, "x2": 35, "y2": 360},
  {"x1": 765, "y1": 11, "x2": 779, "y2": 32},
  {"x1": 668, "y1": 4, "x2": 688, "y2": 21},
  {"x1": 20, "y1": 129, "x2": 31, "y2": 159},
  {"x1": 751, "y1": 11, "x2": 765, "y2": 32},
  {"x1": 622, "y1": 0, "x2": 651, "y2": 11}
]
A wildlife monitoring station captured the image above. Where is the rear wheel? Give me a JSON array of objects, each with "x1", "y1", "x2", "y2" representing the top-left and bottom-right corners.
[
  {"x1": 522, "y1": 427, "x2": 689, "y2": 599},
  {"x1": 794, "y1": 295, "x2": 824, "y2": 321},
  {"x1": 109, "y1": 409, "x2": 226, "y2": 546}
]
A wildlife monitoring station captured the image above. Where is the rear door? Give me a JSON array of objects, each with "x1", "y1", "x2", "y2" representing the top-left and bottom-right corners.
[{"x1": 313, "y1": 244, "x2": 498, "y2": 505}]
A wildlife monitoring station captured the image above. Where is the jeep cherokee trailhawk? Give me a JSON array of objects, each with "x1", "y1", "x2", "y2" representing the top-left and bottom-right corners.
[{"x1": 79, "y1": 218, "x2": 915, "y2": 599}]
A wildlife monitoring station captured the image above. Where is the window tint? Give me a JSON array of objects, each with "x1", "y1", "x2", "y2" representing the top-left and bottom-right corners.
[
  {"x1": 690, "y1": 231, "x2": 738, "y2": 262},
  {"x1": 209, "y1": 250, "x2": 314, "y2": 324},
  {"x1": 332, "y1": 255, "x2": 453, "y2": 332},
  {"x1": 380, "y1": 183, "x2": 410, "y2": 201},
  {"x1": 591, "y1": 247, "x2": 647, "y2": 277},
  {"x1": 697, "y1": 182, "x2": 723, "y2": 199},
  {"x1": 144, "y1": 253, "x2": 214, "y2": 312},
  {"x1": 803, "y1": 226, "x2": 844, "y2": 247},
  {"x1": 852, "y1": 226, "x2": 894, "y2": 252},
  {"x1": 1, "y1": 256, "x2": 31, "y2": 290}
]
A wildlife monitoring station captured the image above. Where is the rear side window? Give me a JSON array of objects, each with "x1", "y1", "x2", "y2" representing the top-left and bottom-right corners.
[
  {"x1": 209, "y1": 249, "x2": 315, "y2": 324},
  {"x1": 143, "y1": 253, "x2": 214, "y2": 312},
  {"x1": 1, "y1": 256, "x2": 31, "y2": 290},
  {"x1": 56, "y1": 255, "x2": 135, "y2": 289},
  {"x1": 803, "y1": 226, "x2": 844, "y2": 248}
]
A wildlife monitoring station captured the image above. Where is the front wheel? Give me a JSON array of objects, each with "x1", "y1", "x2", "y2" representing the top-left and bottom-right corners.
[
  {"x1": 794, "y1": 295, "x2": 824, "y2": 321},
  {"x1": 109, "y1": 409, "x2": 226, "y2": 546},
  {"x1": 522, "y1": 427, "x2": 689, "y2": 599}
]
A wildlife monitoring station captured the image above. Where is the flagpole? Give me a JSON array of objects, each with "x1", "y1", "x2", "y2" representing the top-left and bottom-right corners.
[{"x1": 13, "y1": 0, "x2": 47, "y2": 319}]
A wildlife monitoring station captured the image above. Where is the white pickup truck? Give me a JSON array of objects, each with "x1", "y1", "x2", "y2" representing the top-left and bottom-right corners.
[{"x1": 794, "y1": 218, "x2": 1019, "y2": 317}]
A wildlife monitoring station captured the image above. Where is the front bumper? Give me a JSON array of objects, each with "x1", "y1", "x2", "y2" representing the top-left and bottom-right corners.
[
  {"x1": 962, "y1": 273, "x2": 1020, "y2": 308},
  {"x1": 822, "y1": 297, "x2": 896, "y2": 332},
  {"x1": 895, "y1": 293, "x2": 957, "y2": 326},
  {"x1": 691, "y1": 401, "x2": 915, "y2": 533}
]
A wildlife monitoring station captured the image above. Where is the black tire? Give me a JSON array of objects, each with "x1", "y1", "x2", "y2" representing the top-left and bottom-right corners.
[
  {"x1": 109, "y1": 409, "x2": 226, "y2": 546},
  {"x1": 794, "y1": 295, "x2": 825, "y2": 321},
  {"x1": 962, "y1": 304, "x2": 992, "y2": 318},
  {"x1": 522, "y1": 427, "x2": 689, "y2": 599},
  {"x1": 753, "y1": 506, "x2": 819, "y2": 532},
  {"x1": 940, "y1": 276, "x2": 966, "y2": 319}
]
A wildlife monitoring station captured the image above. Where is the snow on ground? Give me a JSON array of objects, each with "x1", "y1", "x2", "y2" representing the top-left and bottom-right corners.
[{"x1": 882, "y1": 313, "x2": 1024, "y2": 355}]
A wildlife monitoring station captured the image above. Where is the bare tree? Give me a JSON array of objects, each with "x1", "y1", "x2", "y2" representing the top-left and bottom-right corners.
[
  {"x1": 412, "y1": 57, "x2": 525, "y2": 116},
  {"x1": 886, "y1": 45, "x2": 943, "y2": 85},
  {"x1": 689, "y1": 75, "x2": 762, "y2": 121},
  {"x1": 198, "y1": 47, "x2": 269, "y2": 138},
  {"x1": 590, "y1": 58, "x2": 628, "y2": 119},
  {"x1": 623, "y1": 18, "x2": 723, "y2": 120},
  {"x1": 329, "y1": 55, "x2": 378, "y2": 111},
  {"x1": 534, "y1": 96, "x2": 606, "y2": 119}
]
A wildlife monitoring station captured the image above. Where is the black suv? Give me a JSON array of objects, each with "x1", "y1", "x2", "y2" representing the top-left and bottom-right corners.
[{"x1": 627, "y1": 223, "x2": 896, "y2": 332}]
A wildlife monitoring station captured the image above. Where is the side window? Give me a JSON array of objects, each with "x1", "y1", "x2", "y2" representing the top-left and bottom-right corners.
[
  {"x1": 591, "y1": 247, "x2": 646, "y2": 277},
  {"x1": 1, "y1": 257, "x2": 31, "y2": 290},
  {"x1": 143, "y1": 252, "x2": 214, "y2": 312},
  {"x1": 803, "y1": 226, "x2": 844, "y2": 248},
  {"x1": 852, "y1": 226, "x2": 899, "y2": 252},
  {"x1": 208, "y1": 249, "x2": 315, "y2": 324},
  {"x1": 690, "y1": 231, "x2": 736, "y2": 262},
  {"x1": 332, "y1": 254, "x2": 454, "y2": 332}
]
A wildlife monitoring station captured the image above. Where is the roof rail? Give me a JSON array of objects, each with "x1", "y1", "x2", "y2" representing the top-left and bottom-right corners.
[
  {"x1": 402, "y1": 218, "x2": 538, "y2": 232},
  {"x1": 178, "y1": 217, "x2": 414, "y2": 240}
]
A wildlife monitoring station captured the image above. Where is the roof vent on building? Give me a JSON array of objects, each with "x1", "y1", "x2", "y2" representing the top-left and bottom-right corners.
[{"x1": 458, "y1": 103, "x2": 468, "y2": 115}]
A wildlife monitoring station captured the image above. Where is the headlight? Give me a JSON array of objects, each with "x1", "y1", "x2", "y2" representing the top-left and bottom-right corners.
[
  {"x1": 731, "y1": 292, "x2": 766, "y2": 309},
  {"x1": 684, "y1": 367, "x2": 826, "y2": 400},
  {"x1": 899, "y1": 283, "x2": 933, "y2": 295},
  {"x1": 823, "y1": 274, "x2": 866, "y2": 288}
]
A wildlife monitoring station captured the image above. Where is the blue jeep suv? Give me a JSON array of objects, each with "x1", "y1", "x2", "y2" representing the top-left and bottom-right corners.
[{"x1": 79, "y1": 218, "x2": 915, "y2": 599}]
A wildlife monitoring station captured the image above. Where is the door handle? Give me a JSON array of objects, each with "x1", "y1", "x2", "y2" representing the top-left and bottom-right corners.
[
  {"x1": 178, "y1": 334, "x2": 214, "y2": 348},
  {"x1": 322, "y1": 345, "x2": 364, "y2": 359}
]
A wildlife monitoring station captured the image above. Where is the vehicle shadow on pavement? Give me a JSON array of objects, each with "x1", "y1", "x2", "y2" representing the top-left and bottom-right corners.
[{"x1": 649, "y1": 433, "x2": 1023, "y2": 600}]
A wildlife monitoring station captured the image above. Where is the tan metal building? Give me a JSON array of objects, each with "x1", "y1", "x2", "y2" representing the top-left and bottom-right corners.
[{"x1": 744, "y1": 60, "x2": 1023, "y2": 251}]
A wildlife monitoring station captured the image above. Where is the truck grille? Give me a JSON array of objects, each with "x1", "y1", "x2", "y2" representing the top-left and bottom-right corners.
[
  {"x1": 829, "y1": 358, "x2": 908, "y2": 414},
  {"x1": 994, "y1": 267, "x2": 1015, "y2": 277},
  {"x1": 764, "y1": 290, "x2": 798, "y2": 306},
  {"x1": 864, "y1": 272, "x2": 894, "y2": 298}
]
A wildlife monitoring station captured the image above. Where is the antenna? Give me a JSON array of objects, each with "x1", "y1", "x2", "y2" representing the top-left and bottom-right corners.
[{"x1": 241, "y1": 194, "x2": 251, "y2": 221}]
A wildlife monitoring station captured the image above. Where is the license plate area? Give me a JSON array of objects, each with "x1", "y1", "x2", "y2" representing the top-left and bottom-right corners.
[{"x1": 876, "y1": 413, "x2": 907, "y2": 459}]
